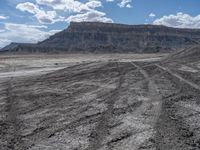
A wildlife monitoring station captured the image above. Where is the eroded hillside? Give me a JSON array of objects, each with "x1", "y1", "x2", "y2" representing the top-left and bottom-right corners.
[{"x1": 2, "y1": 22, "x2": 200, "y2": 53}]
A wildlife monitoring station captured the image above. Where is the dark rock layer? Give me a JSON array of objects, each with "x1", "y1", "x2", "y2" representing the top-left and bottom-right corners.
[{"x1": 3, "y1": 22, "x2": 200, "y2": 53}]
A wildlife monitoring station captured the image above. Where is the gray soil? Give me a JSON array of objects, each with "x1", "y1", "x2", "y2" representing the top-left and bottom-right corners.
[{"x1": 0, "y1": 54, "x2": 200, "y2": 150}]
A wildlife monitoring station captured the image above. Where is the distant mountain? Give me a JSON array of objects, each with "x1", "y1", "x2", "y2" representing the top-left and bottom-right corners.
[
  {"x1": 1, "y1": 43, "x2": 21, "y2": 51},
  {"x1": 2, "y1": 22, "x2": 200, "y2": 53},
  {"x1": 0, "y1": 43, "x2": 65, "y2": 53}
]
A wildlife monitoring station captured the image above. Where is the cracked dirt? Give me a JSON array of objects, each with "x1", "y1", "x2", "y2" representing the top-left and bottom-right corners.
[{"x1": 0, "y1": 53, "x2": 200, "y2": 150}]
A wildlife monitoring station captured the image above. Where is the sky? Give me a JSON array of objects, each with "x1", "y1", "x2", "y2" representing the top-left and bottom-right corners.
[{"x1": 0, "y1": 0, "x2": 200, "y2": 48}]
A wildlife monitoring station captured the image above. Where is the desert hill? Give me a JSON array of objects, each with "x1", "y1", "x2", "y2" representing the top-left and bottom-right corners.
[{"x1": 2, "y1": 22, "x2": 200, "y2": 53}]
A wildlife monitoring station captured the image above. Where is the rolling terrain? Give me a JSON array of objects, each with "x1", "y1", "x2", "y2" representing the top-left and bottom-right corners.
[{"x1": 0, "y1": 50, "x2": 200, "y2": 149}]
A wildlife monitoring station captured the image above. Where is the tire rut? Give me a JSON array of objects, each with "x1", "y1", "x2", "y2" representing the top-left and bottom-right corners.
[
  {"x1": 0, "y1": 67, "x2": 27, "y2": 149},
  {"x1": 156, "y1": 64, "x2": 200, "y2": 91},
  {"x1": 131, "y1": 62, "x2": 162, "y2": 125},
  {"x1": 130, "y1": 62, "x2": 162, "y2": 149},
  {"x1": 151, "y1": 63, "x2": 200, "y2": 150},
  {"x1": 85, "y1": 62, "x2": 126, "y2": 150}
]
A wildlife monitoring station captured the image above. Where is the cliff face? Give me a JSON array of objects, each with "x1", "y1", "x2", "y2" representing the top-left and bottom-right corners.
[
  {"x1": 38, "y1": 22, "x2": 200, "y2": 53},
  {"x1": 3, "y1": 22, "x2": 200, "y2": 53}
]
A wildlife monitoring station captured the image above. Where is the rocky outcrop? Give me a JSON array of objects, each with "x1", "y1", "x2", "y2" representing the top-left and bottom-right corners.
[{"x1": 2, "y1": 22, "x2": 200, "y2": 53}]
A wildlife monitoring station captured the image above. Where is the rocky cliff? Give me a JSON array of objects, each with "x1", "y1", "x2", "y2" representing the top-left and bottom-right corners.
[{"x1": 3, "y1": 22, "x2": 200, "y2": 53}]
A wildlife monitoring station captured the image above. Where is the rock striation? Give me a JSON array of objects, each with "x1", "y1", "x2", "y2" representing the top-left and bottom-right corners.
[{"x1": 2, "y1": 22, "x2": 200, "y2": 53}]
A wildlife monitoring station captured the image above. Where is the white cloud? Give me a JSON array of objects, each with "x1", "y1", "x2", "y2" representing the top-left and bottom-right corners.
[
  {"x1": 126, "y1": 4, "x2": 132, "y2": 8},
  {"x1": 117, "y1": 0, "x2": 132, "y2": 8},
  {"x1": 36, "y1": 0, "x2": 113, "y2": 23},
  {"x1": 66, "y1": 10, "x2": 113, "y2": 23},
  {"x1": 149, "y1": 13, "x2": 156, "y2": 18},
  {"x1": 85, "y1": 0, "x2": 102, "y2": 9},
  {"x1": 36, "y1": 0, "x2": 74, "y2": 11},
  {"x1": 16, "y1": 0, "x2": 112, "y2": 24},
  {"x1": 106, "y1": 0, "x2": 132, "y2": 8},
  {"x1": 1, "y1": 0, "x2": 113, "y2": 47},
  {"x1": 16, "y1": 2, "x2": 38, "y2": 14},
  {"x1": 153, "y1": 12, "x2": 200, "y2": 29},
  {"x1": 0, "y1": 29, "x2": 6, "y2": 33},
  {"x1": 106, "y1": 0, "x2": 114, "y2": 2},
  {"x1": 0, "y1": 15, "x2": 9, "y2": 20},
  {"x1": 0, "y1": 39, "x2": 12, "y2": 48},
  {"x1": 16, "y1": 2, "x2": 64, "y2": 24},
  {"x1": 0, "y1": 23, "x2": 60, "y2": 48},
  {"x1": 36, "y1": 0, "x2": 100, "y2": 13},
  {"x1": 48, "y1": 29, "x2": 62, "y2": 35}
]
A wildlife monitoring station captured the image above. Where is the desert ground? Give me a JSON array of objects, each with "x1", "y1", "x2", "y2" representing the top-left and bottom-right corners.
[{"x1": 0, "y1": 53, "x2": 200, "y2": 150}]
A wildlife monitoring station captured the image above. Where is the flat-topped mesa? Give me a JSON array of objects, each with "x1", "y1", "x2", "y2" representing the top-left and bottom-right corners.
[
  {"x1": 67, "y1": 21, "x2": 171, "y2": 33},
  {"x1": 67, "y1": 21, "x2": 200, "y2": 36},
  {"x1": 69, "y1": 21, "x2": 168, "y2": 29},
  {"x1": 2, "y1": 22, "x2": 200, "y2": 53},
  {"x1": 37, "y1": 22, "x2": 200, "y2": 53}
]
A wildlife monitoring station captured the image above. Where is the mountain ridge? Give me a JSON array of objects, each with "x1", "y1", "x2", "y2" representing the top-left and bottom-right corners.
[{"x1": 2, "y1": 22, "x2": 200, "y2": 53}]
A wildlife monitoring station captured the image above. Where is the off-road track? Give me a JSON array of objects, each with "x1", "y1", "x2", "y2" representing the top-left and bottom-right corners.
[{"x1": 0, "y1": 56, "x2": 200, "y2": 150}]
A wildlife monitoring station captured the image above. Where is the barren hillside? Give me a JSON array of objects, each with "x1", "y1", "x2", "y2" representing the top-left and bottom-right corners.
[{"x1": 2, "y1": 22, "x2": 200, "y2": 53}]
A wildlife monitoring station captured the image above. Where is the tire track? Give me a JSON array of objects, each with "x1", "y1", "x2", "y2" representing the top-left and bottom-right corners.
[
  {"x1": 0, "y1": 66, "x2": 27, "y2": 150},
  {"x1": 131, "y1": 62, "x2": 162, "y2": 125},
  {"x1": 3, "y1": 59, "x2": 199, "y2": 149},
  {"x1": 150, "y1": 63, "x2": 200, "y2": 150},
  {"x1": 130, "y1": 62, "x2": 162, "y2": 148},
  {"x1": 85, "y1": 62, "x2": 126, "y2": 150},
  {"x1": 156, "y1": 64, "x2": 200, "y2": 91}
]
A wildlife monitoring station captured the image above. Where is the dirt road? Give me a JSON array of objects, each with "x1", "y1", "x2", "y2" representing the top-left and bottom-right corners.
[{"x1": 0, "y1": 54, "x2": 200, "y2": 150}]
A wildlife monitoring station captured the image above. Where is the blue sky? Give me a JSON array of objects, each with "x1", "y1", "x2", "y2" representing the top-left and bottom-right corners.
[{"x1": 0, "y1": 0, "x2": 200, "y2": 47}]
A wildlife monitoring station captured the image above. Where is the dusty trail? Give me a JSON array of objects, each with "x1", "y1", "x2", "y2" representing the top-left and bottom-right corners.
[
  {"x1": 156, "y1": 64, "x2": 200, "y2": 91},
  {"x1": 148, "y1": 63, "x2": 200, "y2": 150},
  {"x1": 128, "y1": 63, "x2": 162, "y2": 149},
  {"x1": 86, "y1": 63, "x2": 125, "y2": 150},
  {"x1": 0, "y1": 54, "x2": 200, "y2": 150},
  {"x1": 131, "y1": 63, "x2": 161, "y2": 125},
  {"x1": 0, "y1": 67, "x2": 65, "y2": 78},
  {"x1": 0, "y1": 68, "x2": 27, "y2": 149},
  {"x1": 83, "y1": 62, "x2": 162, "y2": 150},
  {"x1": 4, "y1": 80, "x2": 25, "y2": 149}
]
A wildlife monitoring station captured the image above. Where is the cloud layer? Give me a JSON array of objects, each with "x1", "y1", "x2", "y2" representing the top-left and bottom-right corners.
[
  {"x1": 16, "y1": 0, "x2": 114, "y2": 24},
  {"x1": 154, "y1": 12, "x2": 200, "y2": 29},
  {"x1": 0, "y1": 0, "x2": 115, "y2": 47},
  {"x1": 0, "y1": 15, "x2": 9, "y2": 20},
  {"x1": 0, "y1": 23, "x2": 60, "y2": 47},
  {"x1": 66, "y1": 10, "x2": 113, "y2": 23},
  {"x1": 118, "y1": 0, "x2": 132, "y2": 8},
  {"x1": 149, "y1": 13, "x2": 156, "y2": 18},
  {"x1": 16, "y1": 2, "x2": 64, "y2": 24},
  {"x1": 2, "y1": 0, "x2": 200, "y2": 49}
]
